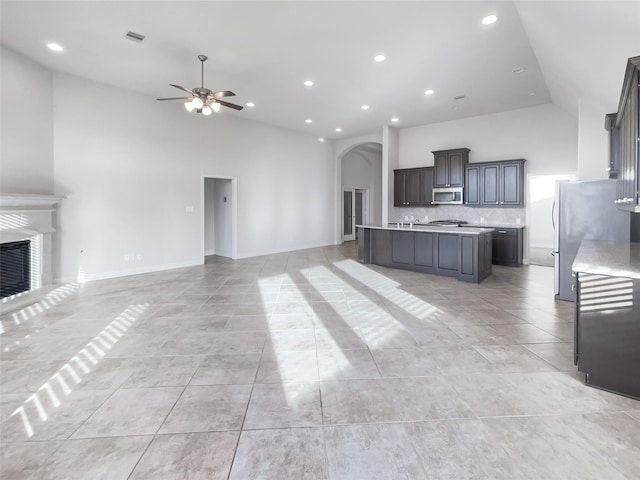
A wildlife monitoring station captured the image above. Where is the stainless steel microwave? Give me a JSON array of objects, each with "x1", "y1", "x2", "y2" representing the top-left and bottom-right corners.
[{"x1": 432, "y1": 187, "x2": 464, "y2": 205}]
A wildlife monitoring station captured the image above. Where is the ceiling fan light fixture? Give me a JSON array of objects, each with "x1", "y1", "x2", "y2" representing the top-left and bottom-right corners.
[
  {"x1": 202, "y1": 105, "x2": 212, "y2": 115},
  {"x1": 184, "y1": 102, "x2": 195, "y2": 112},
  {"x1": 211, "y1": 102, "x2": 221, "y2": 113},
  {"x1": 191, "y1": 97, "x2": 204, "y2": 109}
]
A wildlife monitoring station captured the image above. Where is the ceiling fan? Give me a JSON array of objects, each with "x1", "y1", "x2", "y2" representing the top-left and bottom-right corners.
[{"x1": 157, "y1": 55, "x2": 243, "y2": 115}]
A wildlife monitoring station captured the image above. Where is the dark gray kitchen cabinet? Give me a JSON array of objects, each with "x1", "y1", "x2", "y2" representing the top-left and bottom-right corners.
[
  {"x1": 491, "y1": 227, "x2": 523, "y2": 266},
  {"x1": 605, "y1": 56, "x2": 639, "y2": 212},
  {"x1": 394, "y1": 167, "x2": 435, "y2": 207},
  {"x1": 500, "y1": 162, "x2": 523, "y2": 205},
  {"x1": 464, "y1": 159, "x2": 525, "y2": 207},
  {"x1": 465, "y1": 165, "x2": 481, "y2": 205},
  {"x1": 433, "y1": 148, "x2": 469, "y2": 187},
  {"x1": 394, "y1": 170, "x2": 407, "y2": 206},
  {"x1": 482, "y1": 164, "x2": 499, "y2": 205},
  {"x1": 420, "y1": 167, "x2": 434, "y2": 205},
  {"x1": 575, "y1": 272, "x2": 640, "y2": 399}
]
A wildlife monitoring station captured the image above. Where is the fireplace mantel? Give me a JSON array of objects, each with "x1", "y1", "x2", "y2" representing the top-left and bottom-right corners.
[
  {"x1": 0, "y1": 193, "x2": 64, "y2": 211},
  {"x1": 0, "y1": 193, "x2": 64, "y2": 292}
]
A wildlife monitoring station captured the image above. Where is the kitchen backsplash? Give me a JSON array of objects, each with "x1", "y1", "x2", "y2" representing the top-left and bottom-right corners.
[{"x1": 390, "y1": 205, "x2": 526, "y2": 226}]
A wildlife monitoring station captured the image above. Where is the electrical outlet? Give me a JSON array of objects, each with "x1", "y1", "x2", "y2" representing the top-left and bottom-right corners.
[
  {"x1": 516, "y1": 218, "x2": 521, "y2": 225},
  {"x1": 480, "y1": 217, "x2": 485, "y2": 223},
  {"x1": 185, "y1": 206, "x2": 194, "y2": 213}
]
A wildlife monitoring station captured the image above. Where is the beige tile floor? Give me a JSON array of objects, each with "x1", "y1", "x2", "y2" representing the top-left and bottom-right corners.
[{"x1": 1, "y1": 242, "x2": 639, "y2": 479}]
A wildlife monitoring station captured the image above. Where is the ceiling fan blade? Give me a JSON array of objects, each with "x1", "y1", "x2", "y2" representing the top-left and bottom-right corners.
[
  {"x1": 170, "y1": 84, "x2": 193, "y2": 94},
  {"x1": 156, "y1": 97, "x2": 191, "y2": 101},
  {"x1": 216, "y1": 99, "x2": 244, "y2": 111},
  {"x1": 212, "y1": 90, "x2": 236, "y2": 98}
]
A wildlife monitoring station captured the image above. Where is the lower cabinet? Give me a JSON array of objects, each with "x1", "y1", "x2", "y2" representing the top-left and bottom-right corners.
[
  {"x1": 575, "y1": 272, "x2": 640, "y2": 400},
  {"x1": 491, "y1": 227, "x2": 523, "y2": 266},
  {"x1": 365, "y1": 227, "x2": 492, "y2": 283}
]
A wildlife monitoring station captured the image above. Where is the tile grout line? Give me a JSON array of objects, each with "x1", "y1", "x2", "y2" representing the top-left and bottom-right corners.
[{"x1": 224, "y1": 314, "x2": 270, "y2": 480}]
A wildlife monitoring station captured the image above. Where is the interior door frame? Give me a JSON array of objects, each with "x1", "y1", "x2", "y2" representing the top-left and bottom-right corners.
[
  {"x1": 201, "y1": 175, "x2": 238, "y2": 260},
  {"x1": 355, "y1": 188, "x2": 368, "y2": 226},
  {"x1": 342, "y1": 187, "x2": 356, "y2": 242}
]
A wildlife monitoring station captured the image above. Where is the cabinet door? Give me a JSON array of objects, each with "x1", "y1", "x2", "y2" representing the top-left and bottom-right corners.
[
  {"x1": 465, "y1": 166, "x2": 480, "y2": 205},
  {"x1": 501, "y1": 163, "x2": 522, "y2": 205},
  {"x1": 420, "y1": 168, "x2": 434, "y2": 205},
  {"x1": 434, "y1": 154, "x2": 449, "y2": 187},
  {"x1": 448, "y1": 152, "x2": 464, "y2": 187},
  {"x1": 482, "y1": 165, "x2": 499, "y2": 205},
  {"x1": 394, "y1": 171, "x2": 407, "y2": 206},
  {"x1": 406, "y1": 170, "x2": 421, "y2": 205}
]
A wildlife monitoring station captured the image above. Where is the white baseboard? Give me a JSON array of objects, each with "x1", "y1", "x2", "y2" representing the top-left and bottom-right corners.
[
  {"x1": 236, "y1": 241, "x2": 336, "y2": 260},
  {"x1": 204, "y1": 249, "x2": 216, "y2": 256},
  {"x1": 56, "y1": 259, "x2": 203, "y2": 284}
]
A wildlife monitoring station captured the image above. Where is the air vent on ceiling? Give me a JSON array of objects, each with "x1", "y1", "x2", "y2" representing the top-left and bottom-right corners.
[
  {"x1": 453, "y1": 95, "x2": 467, "y2": 100},
  {"x1": 125, "y1": 31, "x2": 145, "y2": 43}
]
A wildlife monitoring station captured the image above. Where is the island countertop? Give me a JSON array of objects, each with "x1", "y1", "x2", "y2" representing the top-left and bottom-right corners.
[
  {"x1": 572, "y1": 240, "x2": 640, "y2": 280},
  {"x1": 361, "y1": 224, "x2": 495, "y2": 235}
]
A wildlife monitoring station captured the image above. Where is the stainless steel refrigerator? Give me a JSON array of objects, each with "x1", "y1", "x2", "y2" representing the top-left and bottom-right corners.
[{"x1": 552, "y1": 179, "x2": 630, "y2": 301}]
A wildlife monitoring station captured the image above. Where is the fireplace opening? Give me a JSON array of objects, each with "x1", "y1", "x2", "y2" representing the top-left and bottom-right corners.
[{"x1": 1, "y1": 240, "x2": 31, "y2": 298}]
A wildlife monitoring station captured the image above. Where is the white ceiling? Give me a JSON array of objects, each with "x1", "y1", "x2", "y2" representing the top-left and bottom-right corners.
[{"x1": 1, "y1": 1, "x2": 638, "y2": 139}]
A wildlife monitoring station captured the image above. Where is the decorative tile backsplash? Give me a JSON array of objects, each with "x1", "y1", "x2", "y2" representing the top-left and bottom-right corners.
[{"x1": 390, "y1": 205, "x2": 526, "y2": 226}]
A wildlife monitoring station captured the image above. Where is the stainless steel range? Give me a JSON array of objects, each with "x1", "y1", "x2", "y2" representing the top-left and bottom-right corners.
[{"x1": 427, "y1": 219, "x2": 469, "y2": 227}]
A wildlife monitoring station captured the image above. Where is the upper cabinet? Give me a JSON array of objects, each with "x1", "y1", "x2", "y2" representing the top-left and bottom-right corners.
[
  {"x1": 394, "y1": 167, "x2": 435, "y2": 207},
  {"x1": 464, "y1": 159, "x2": 526, "y2": 207},
  {"x1": 606, "y1": 56, "x2": 640, "y2": 213},
  {"x1": 433, "y1": 148, "x2": 469, "y2": 187}
]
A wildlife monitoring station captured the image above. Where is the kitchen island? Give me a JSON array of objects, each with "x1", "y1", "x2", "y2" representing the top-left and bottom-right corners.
[
  {"x1": 357, "y1": 224, "x2": 494, "y2": 283},
  {"x1": 572, "y1": 240, "x2": 640, "y2": 399}
]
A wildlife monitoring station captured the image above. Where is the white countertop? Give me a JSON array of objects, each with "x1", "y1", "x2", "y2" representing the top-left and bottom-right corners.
[
  {"x1": 360, "y1": 224, "x2": 495, "y2": 235},
  {"x1": 572, "y1": 240, "x2": 640, "y2": 280}
]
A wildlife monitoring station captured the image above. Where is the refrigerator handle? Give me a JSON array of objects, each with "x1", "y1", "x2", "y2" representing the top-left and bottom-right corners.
[{"x1": 551, "y1": 200, "x2": 556, "y2": 230}]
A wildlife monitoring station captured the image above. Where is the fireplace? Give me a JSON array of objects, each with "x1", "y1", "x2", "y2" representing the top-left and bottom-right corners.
[
  {"x1": 0, "y1": 194, "x2": 63, "y2": 296},
  {"x1": 1, "y1": 240, "x2": 31, "y2": 298}
]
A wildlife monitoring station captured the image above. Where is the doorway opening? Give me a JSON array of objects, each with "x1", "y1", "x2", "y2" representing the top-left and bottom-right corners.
[
  {"x1": 343, "y1": 188, "x2": 367, "y2": 242},
  {"x1": 202, "y1": 176, "x2": 237, "y2": 261},
  {"x1": 339, "y1": 142, "x2": 382, "y2": 244},
  {"x1": 527, "y1": 173, "x2": 575, "y2": 266}
]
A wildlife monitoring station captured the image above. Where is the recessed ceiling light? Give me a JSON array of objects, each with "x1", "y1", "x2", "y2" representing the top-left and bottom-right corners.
[
  {"x1": 482, "y1": 14, "x2": 498, "y2": 25},
  {"x1": 528, "y1": 91, "x2": 537, "y2": 96},
  {"x1": 47, "y1": 42, "x2": 64, "y2": 52},
  {"x1": 424, "y1": 89, "x2": 435, "y2": 95},
  {"x1": 318, "y1": 137, "x2": 325, "y2": 142},
  {"x1": 361, "y1": 105, "x2": 369, "y2": 110},
  {"x1": 391, "y1": 117, "x2": 399, "y2": 123},
  {"x1": 512, "y1": 67, "x2": 526, "y2": 74},
  {"x1": 245, "y1": 102, "x2": 255, "y2": 108},
  {"x1": 335, "y1": 128, "x2": 342, "y2": 132},
  {"x1": 303, "y1": 80, "x2": 314, "y2": 87},
  {"x1": 374, "y1": 54, "x2": 386, "y2": 62},
  {"x1": 305, "y1": 119, "x2": 313, "y2": 124}
]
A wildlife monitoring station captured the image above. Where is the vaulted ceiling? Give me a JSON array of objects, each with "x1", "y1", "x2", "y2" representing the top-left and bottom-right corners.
[{"x1": 1, "y1": 1, "x2": 638, "y2": 138}]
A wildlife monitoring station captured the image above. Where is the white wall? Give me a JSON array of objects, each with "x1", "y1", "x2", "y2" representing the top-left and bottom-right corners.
[
  {"x1": 52, "y1": 72, "x2": 335, "y2": 281},
  {"x1": 213, "y1": 178, "x2": 232, "y2": 257},
  {"x1": 399, "y1": 104, "x2": 577, "y2": 175},
  {"x1": 1, "y1": 46, "x2": 54, "y2": 194},
  {"x1": 577, "y1": 98, "x2": 609, "y2": 181}
]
